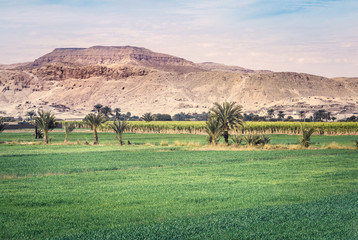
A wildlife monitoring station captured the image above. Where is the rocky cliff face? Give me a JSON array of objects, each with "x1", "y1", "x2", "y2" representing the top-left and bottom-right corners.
[
  {"x1": 0, "y1": 46, "x2": 357, "y2": 119},
  {"x1": 30, "y1": 64, "x2": 150, "y2": 81},
  {"x1": 31, "y1": 46, "x2": 198, "y2": 70}
]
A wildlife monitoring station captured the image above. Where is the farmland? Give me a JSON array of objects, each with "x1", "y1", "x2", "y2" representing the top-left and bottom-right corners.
[{"x1": 1, "y1": 130, "x2": 358, "y2": 239}]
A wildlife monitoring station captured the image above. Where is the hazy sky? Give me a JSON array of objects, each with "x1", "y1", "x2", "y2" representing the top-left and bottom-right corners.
[{"x1": 1, "y1": 0, "x2": 357, "y2": 77}]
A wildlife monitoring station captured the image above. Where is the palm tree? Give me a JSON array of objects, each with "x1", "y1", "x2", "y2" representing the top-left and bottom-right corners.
[
  {"x1": 93, "y1": 104, "x2": 103, "y2": 113},
  {"x1": 113, "y1": 108, "x2": 121, "y2": 119},
  {"x1": 299, "y1": 111, "x2": 306, "y2": 122},
  {"x1": 63, "y1": 122, "x2": 76, "y2": 143},
  {"x1": 210, "y1": 101, "x2": 244, "y2": 144},
  {"x1": 83, "y1": 113, "x2": 106, "y2": 144},
  {"x1": 205, "y1": 117, "x2": 222, "y2": 145},
  {"x1": 278, "y1": 111, "x2": 285, "y2": 121},
  {"x1": 101, "y1": 106, "x2": 112, "y2": 118},
  {"x1": 300, "y1": 125, "x2": 315, "y2": 148},
  {"x1": 141, "y1": 112, "x2": 155, "y2": 122},
  {"x1": 34, "y1": 110, "x2": 57, "y2": 144},
  {"x1": 111, "y1": 120, "x2": 128, "y2": 145},
  {"x1": 267, "y1": 109, "x2": 275, "y2": 120}
]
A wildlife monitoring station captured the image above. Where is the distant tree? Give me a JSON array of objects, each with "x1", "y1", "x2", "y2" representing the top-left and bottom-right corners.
[
  {"x1": 110, "y1": 120, "x2": 128, "y2": 145},
  {"x1": 205, "y1": 117, "x2": 222, "y2": 145},
  {"x1": 324, "y1": 112, "x2": 331, "y2": 122},
  {"x1": 113, "y1": 108, "x2": 121, "y2": 119},
  {"x1": 93, "y1": 104, "x2": 103, "y2": 113},
  {"x1": 101, "y1": 106, "x2": 112, "y2": 118},
  {"x1": 346, "y1": 115, "x2": 357, "y2": 122},
  {"x1": 26, "y1": 110, "x2": 36, "y2": 120},
  {"x1": 210, "y1": 101, "x2": 244, "y2": 144},
  {"x1": 267, "y1": 109, "x2": 275, "y2": 120},
  {"x1": 141, "y1": 112, "x2": 155, "y2": 122},
  {"x1": 285, "y1": 116, "x2": 294, "y2": 121},
  {"x1": 278, "y1": 111, "x2": 285, "y2": 121},
  {"x1": 83, "y1": 113, "x2": 106, "y2": 144},
  {"x1": 173, "y1": 112, "x2": 190, "y2": 121},
  {"x1": 34, "y1": 110, "x2": 57, "y2": 144},
  {"x1": 313, "y1": 110, "x2": 326, "y2": 122},
  {"x1": 299, "y1": 111, "x2": 306, "y2": 122},
  {"x1": 331, "y1": 117, "x2": 337, "y2": 122},
  {"x1": 154, "y1": 114, "x2": 172, "y2": 121},
  {"x1": 63, "y1": 122, "x2": 76, "y2": 143}
]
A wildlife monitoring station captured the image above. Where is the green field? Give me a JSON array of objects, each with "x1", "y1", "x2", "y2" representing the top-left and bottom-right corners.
[{"x1": 1, "y1": 131, "x2": 358, "y2": 239}]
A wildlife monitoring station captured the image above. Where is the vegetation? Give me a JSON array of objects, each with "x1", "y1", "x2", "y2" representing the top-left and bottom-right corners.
[
  {"x1": 0, "y1": 140, "x2": 357, "y2": 239},
  {"x1": 205, "y1": 117, "x2": 221, "y2": 144},
  {"x1": 110, "y1": 120, "x2": 128, "y2": 145},
  {"x1": 124, "y1": 121, "x2": 358, "y2": 135},
  {"x1": 300, "y1": 126, "x2": 316, "y2": 148},
  {"x1": 83, "y1": 113, "x2": 106, "y2": 144},
  {"x1": 63, "y1": 122, "x2": 76, "y2": 143},
  {"x1": 34, "y1": 110, "x2": 57, "y2": 144},
  {"x1": 210, "y1": 101, "x2": 244, "y2": 143},
  {"x1": 0, "y1": 118, "x2": 5, "y2": 133},
  {"x1": 230, "y1": 134, "x2": 244, "y2": 146},
  {"x1": 141, "y1": 112, "x2": 155, "y2": 122},
  {"x1": 244, "y1": 134, "x2": 262, "y2": 146}
]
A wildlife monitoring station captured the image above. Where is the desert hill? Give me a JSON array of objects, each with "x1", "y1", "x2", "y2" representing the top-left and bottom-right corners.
[{"x1": 0, "y1": 46, "x2": 357, "y2": 119}]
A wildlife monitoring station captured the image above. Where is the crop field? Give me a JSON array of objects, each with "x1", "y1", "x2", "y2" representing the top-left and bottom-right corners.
[
  {"x1": 1, "y1": 131, "x2": 358, "y2": 239},
  {"x1": 124, "y1": 121, "x2": 358, "y2": 135}
]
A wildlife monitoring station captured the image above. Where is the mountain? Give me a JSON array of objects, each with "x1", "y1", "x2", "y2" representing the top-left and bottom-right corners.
[{"x1": 0, "y1": 46, "x2": 357, "y2": 120}]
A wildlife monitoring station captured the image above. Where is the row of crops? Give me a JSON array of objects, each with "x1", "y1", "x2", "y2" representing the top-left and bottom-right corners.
[{"x1": 60, "y1": 121, "x2": 358, "y2": 135}]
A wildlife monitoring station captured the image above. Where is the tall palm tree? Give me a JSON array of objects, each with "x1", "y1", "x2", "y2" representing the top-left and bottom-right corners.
[
  {"x1": 34, "y1": 110, "x2": 57, "y2": 144},
  {"x1": 205, "y1": 117, "x2": 222, "y2": 145},
  {"x1": 63, "y1": 122, "x2": 76, "y2": 143},
  {"x1": 299, "y1": 111, "x2": 306, "y2": 122},
  {"x1": 83, "y1": 113, "x2": 106, "y2": 144},
  {"x1": 111, "y1": 120, "x2": 128, "y2": 145},
  {"x1": 210, "y1": 101, "x2": 244, "y2": 144}
]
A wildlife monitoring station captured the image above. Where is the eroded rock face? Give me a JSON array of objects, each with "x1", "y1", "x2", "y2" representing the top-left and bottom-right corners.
[
  {"x1": 30, "y1": 64, "x2": 150, "y2": 81},
  {"x1": 31, "y1": 46, "x2": 197, "y2": 69}
]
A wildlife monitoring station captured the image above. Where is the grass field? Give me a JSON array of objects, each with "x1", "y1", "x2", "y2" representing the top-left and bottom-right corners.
[{"x1": 1, "y1": 131, "x2": 358, "y2": 239}]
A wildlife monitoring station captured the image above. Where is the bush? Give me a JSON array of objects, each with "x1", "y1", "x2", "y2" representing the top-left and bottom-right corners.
[
  {"x1": 231, "y1": 134, "x2": 244, "y2": 146},
  {"x1": 244, "y1": 134, "x2": 262, "y2": 146}
]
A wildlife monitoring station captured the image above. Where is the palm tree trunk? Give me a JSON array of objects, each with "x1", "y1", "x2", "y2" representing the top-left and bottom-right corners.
[
  {"x1": 93, "y1": 128, "x2": 98, "y2": 144},
  {"x1": 44, "y1": 131, "x2": 48, "y2": 144},
  {"x1": 119, "y1": 134, "x2": 123, "y2": 145},
  {"x1": 64, "y1": 133, "x2": 68, "y2": 143},
  {"x1": 223, "y1": 130, "x2": 229, "y2": 144}
]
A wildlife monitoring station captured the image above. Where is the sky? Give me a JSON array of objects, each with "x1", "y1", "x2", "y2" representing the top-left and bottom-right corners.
[{"x1": 0, "y1": 0, "x2": 357, "y2": 77}]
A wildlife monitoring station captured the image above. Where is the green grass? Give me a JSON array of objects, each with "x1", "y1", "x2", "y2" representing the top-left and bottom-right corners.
[
  {"x1": 1, "y1": 130, "x2": 357, "y2": 147},
  {"x1": 1, "y1": 132, "x2": 357, "y2": 239}
]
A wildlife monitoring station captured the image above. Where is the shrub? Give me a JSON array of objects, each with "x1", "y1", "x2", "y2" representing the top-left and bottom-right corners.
[
  {"x1": 231, "y1": 134, "x2": 244, "y2": 146},
  {"x1": 260, "y1": 134, "x2": 271, "y2": 146},
  {"x1": 244, "y1": 134, "x2": 262, "y2": 146}
]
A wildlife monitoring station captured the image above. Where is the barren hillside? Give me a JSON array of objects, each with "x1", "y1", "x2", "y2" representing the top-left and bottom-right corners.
[{"x1": 0, "y1": 46, "x2": 357, "y2": 119}]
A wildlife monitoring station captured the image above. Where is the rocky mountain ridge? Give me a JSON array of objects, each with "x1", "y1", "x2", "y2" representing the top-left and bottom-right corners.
[{"x1": 0, "y1": 46, "x2": 357, "y2": 119}]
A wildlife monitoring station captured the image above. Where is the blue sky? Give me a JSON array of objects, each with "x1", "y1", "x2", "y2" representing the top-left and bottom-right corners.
[{"x1": 0, "y1": 0, "x2": 357, "y2": 77}]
